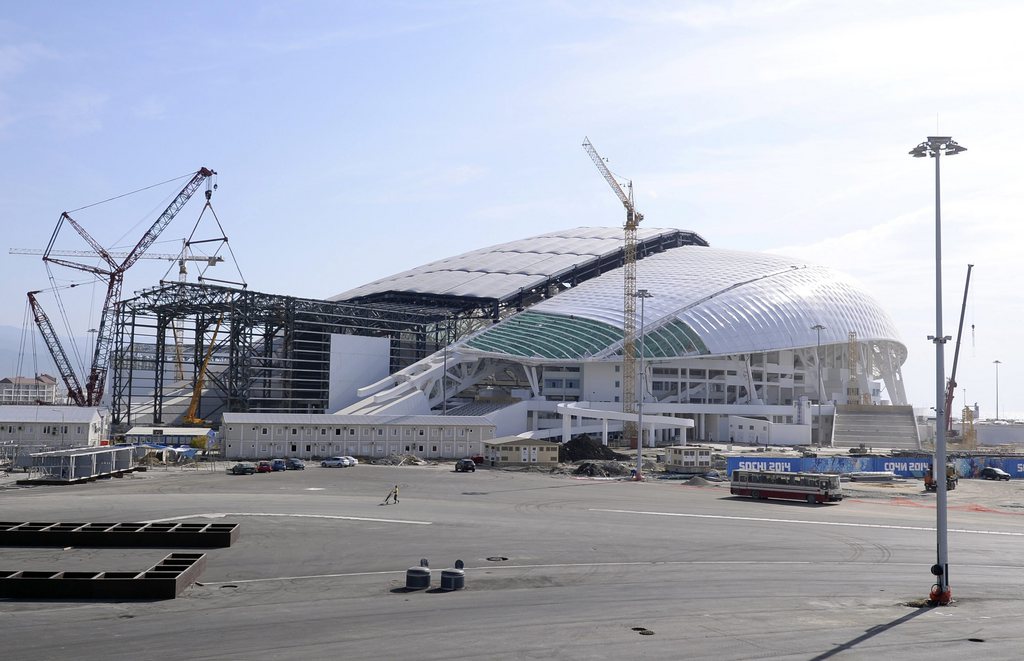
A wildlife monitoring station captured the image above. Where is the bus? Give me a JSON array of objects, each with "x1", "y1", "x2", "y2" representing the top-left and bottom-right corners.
[{"x1": 730, "y1": 469, "x2": 842, "y2": 504}]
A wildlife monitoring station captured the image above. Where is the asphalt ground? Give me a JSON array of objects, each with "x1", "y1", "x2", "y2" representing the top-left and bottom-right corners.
[{"x1": 3, "y1": 462, "x2": 1024, "y2": 660}]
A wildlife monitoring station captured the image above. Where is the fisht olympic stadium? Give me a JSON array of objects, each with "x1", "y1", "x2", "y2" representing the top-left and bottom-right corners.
[{"x1": 210, "y1": 227, "x2": 922, "y2": 460}]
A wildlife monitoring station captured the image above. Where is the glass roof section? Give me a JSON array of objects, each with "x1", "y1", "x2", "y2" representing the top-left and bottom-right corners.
[
  {"x1": 464, "y1": 311, "x2": 622, "y2": 359},
  {"x1": 459, "y1": 246, "x2": 905, "y2": 363}
]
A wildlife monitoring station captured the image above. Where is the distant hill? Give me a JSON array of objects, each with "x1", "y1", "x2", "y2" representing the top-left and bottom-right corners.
[{"x1": 0, "y1": 324, "x2": 88, "y2": 380}]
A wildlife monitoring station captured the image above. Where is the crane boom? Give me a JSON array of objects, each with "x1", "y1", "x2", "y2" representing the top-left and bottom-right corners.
[
  {"x1": 29, "y1": 167, "x2": 217, "y2": 407},
  {"x1": 945, "y1": 264, "x2": 973, "y2": 434},
  {"x1": 47, "y1": 213, "x2": 119, "y2": 271},
  {"x1": 582, "y1": 138, "x2": 643, "y2": 444},
  {"x1": 27, "y1": 291, "x2": 87, "y2": 406},
  {"x1": 121, "y1": 167, "x2": 216, "y2": 272}
]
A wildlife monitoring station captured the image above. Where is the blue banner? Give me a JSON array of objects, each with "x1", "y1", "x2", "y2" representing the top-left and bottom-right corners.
[{"x1": 726, "y1": 455, "x2": 1024, "y2": 478}]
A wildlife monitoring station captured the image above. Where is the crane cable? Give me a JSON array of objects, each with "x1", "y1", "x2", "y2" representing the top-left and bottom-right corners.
[
  {"x1": 68, "y1": 172, "x2": 193, "y2": 213},
  {"x1": 44, "y1": 262, "x2": 88, "y2": 378}
]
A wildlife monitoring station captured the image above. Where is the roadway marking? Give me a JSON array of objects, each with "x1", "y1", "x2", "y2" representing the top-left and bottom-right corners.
[
  {"x1": 144, "y1": 512, "x2": 431, "y2": 525},
  {"x1": 590, "y1": 508, "x2": 1024, "y2": 537},
  {"x1": 200, "y1": 559, "x2": 1024, "y2": 586}
]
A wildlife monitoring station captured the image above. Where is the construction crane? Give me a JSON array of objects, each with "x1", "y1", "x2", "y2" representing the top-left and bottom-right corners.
[
  {"x1": 945, "y1": 264, "x2": 974, "y2": 437},
  {"x1": 13, "y1": 248, "x2": 223, "y2": 383},
  {"x1": 11, "y1": 248, "x2": 223, "y2": 266},
  {"x1": 582, "y1": 138, "x2": 644, "y2": 444},
  {"x1": 28, "y1": 167, "x2": 216, "y2": 407},
  {"x1": 183, "y1": 314, "x2": 223, "y2": 426}
]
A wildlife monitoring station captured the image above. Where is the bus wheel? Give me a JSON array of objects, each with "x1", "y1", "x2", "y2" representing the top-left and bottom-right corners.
[
  {"x1": 806, "y1": 495, "x2": 816, "y2": 504},
  {"x1": 751, "y1": 490, "x2": 760, "y2": 499}
]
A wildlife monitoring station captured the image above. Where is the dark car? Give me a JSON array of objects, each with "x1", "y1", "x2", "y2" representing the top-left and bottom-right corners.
[
  {"x1": 980, "y1": 467, "x2": 1011, "y2": 481},
  {"x1": 228, "y1": 462, "x2": 256, "y2": 475},
  {"x1": 285, "y1": 458, "x2": 306, "y2": 470},
  {"x1": 270, "y1": 459, "x2": 288, "y2": 472},
  {"x1": 455, "y1": 458, "x2": 476, "y2": 472},
  {"x1": 256, "y1": 461, "x2": 273, "y2": 473}
]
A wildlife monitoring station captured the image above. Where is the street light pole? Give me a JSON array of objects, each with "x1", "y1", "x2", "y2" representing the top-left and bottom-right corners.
[
  {"x1": 811, "y1": 324, "x2": 826, "y2": 447},
  {"x1": 442, "y1": 317, "x2": 450, "y2": 416},
  {"x1": 911, "y1": 135, "x2": 966, "y2": 606},
  {"x1": 993, "y1": 360, "x2": 1001, "y2": 420},
  {"x1": 635, "y1": 289, "x2": 653, "y2": 481}
]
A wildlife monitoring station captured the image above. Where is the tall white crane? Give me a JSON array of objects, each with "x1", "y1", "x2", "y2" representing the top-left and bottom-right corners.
[{"x1": 582, "y1": 138, "x2": 644, "y2": 444}]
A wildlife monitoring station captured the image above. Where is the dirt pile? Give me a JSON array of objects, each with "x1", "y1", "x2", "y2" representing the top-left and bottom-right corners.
[
  {"x1": 559, "y1": 437, "x2": 630, "y2": 463},
  {"x1": 573, "y1": 461, "x2": 632, "y2": 477}
]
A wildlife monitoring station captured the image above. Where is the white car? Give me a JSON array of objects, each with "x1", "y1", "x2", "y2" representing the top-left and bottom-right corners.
[
  {"x1": 321, "y1": 456, "x2": 352, "y2": 468},
  {"x1": 342, "y1": 456, "x2": 359, "y2": 466}
]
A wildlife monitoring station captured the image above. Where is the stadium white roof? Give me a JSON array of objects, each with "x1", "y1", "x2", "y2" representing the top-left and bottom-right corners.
[
  {"x1": 330, "y1": 227, "x2": 701, "y2": 303},
  {"x1": 461, "y1": 246, "x2": 905, "y2": 361}
]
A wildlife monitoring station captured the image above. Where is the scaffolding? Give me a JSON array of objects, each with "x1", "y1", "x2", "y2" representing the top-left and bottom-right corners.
[{"x1": 110, "y1": 282, "x2": 456, "y2": 431}]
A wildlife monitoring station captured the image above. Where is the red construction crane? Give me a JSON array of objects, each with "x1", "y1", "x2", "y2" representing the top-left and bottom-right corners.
[{"x1": 29, "y1": 167, "x2": 216, "y2": 407}]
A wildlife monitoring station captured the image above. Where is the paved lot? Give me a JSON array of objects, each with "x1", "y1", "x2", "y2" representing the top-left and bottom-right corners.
[{"x1": 3, "y1": 463, "x2": 1024, "y2": 660}]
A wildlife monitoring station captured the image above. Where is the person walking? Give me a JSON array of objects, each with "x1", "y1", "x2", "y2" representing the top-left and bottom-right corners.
[{"x1": 383, "y1": 484, "x2": 400, "y2": 505}]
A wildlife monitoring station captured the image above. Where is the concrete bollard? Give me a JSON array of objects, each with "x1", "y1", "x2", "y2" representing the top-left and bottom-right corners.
[
  {"x1": 439, "y1": 568, "x2": 464, "y2": 591},
  {"x1": 405, "y1": 566, "x2": 430, "y2": 590}
]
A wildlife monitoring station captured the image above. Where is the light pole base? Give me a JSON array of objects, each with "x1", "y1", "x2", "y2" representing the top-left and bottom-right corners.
[{"x1": 928, "y1": 585, "x2": 952, "y2": 606}]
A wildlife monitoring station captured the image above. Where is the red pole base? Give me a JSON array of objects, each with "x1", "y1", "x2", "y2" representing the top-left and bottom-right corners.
[{"x1": 928, "y1": 585, "x2": 952, "y2": 606}]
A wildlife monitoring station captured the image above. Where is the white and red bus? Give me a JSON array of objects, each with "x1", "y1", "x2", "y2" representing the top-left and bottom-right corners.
[{"x1": 730, "y1": 469, "x2": 843, "y2": 504}]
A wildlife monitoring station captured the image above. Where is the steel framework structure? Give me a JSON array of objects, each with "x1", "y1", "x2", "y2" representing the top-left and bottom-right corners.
[{"x1": 110, "y1": 282, "x2": 454, "y2": 431}]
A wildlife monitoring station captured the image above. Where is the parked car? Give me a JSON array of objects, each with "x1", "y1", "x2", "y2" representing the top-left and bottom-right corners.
[
  {"x1": 980, "y1": 467, "x2": 1011, "y2": 481},
  {"x1": 270, "y1": 459, "x2": 288, "y2": 472},
  {"x1": 285, "y1": 458, "x2": 306, "y2": 470},
  {"x1": 342, "y1": 456, "x2": 359, "y2": 466},
  {"x1": 256, "y1": 461, "x2": 273, "y2": 473},
  {"x1": 321, "y1": 456, "x2": 352, "y2": 468},
  {"x1": 455, "y1": 458, "x2": 476, "y2": 472},
  {"x1": 228, "y1": 462, "x2": 256, "y2": 475}
]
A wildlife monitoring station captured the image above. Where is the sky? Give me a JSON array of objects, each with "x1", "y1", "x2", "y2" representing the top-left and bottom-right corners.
[{"x1": 1, "y1": 0, "x2": 1022, "y2": 419}]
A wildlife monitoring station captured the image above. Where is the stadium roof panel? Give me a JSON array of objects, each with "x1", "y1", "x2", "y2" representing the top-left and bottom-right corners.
[
  {"x1": 459, "y1": 246, "x2": 905, "y2": 361},
  {"x1": 329, "y1": 226, "x2": 708, "y2": 305}
]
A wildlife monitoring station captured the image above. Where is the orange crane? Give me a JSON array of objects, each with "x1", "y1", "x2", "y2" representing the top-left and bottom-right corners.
[
  {"x1": 582, "y1": 138, "x2": 644, "y2": 442},
  {"x1": 183, "y1": 314, "x2": 223, "y2": 426},
  {"x1": 28, "y1": 167, "x2": 216, "y2": 407}
]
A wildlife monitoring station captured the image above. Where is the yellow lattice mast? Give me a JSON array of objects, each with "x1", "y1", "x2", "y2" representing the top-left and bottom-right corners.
[{"x1": 583, "y1": 138, "x2": 643, "y2": 444}]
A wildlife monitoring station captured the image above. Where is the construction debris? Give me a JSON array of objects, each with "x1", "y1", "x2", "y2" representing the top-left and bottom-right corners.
[
  {"x1": 371, "y1": 454, "x2": 427, "y2": 466},
  {"x1": 559, "y1": 437, "x2": 630, "y2": 463},
  {"x1": 572, "y1": 461, "x2": 632, "y2": 477}
]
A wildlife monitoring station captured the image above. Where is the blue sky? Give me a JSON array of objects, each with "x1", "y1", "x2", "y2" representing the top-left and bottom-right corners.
[{"x1": 2, "y1": 1, "x2": 1023, "y2": 419}]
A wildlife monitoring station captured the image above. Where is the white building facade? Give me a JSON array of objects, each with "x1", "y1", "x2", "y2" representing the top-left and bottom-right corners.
[{"x1": 220, "y1": 413, "x2": 496, "y2": 460}]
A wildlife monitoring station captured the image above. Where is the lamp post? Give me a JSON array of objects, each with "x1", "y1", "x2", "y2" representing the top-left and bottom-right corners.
[
  {"x1": 811, "y1": 324, "x2": 826, "y2": 447},
  {"x1": 911, "y1": 135, "x2": 966, "y2": 605},
  {"x1": 993, "y1": 360, "x2": 1001, "y2": 420},
  {"x1": 442, "y1": 315, "x2": 453, "y2": 415},
  {"x1": 635, "y1": 289, "x2": 653, "y2": 481}
]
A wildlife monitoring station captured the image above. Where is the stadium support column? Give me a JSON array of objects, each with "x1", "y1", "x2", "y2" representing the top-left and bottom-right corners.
[{"x1": 911, "y1": 135, "x2": 966, "y2": 606}]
